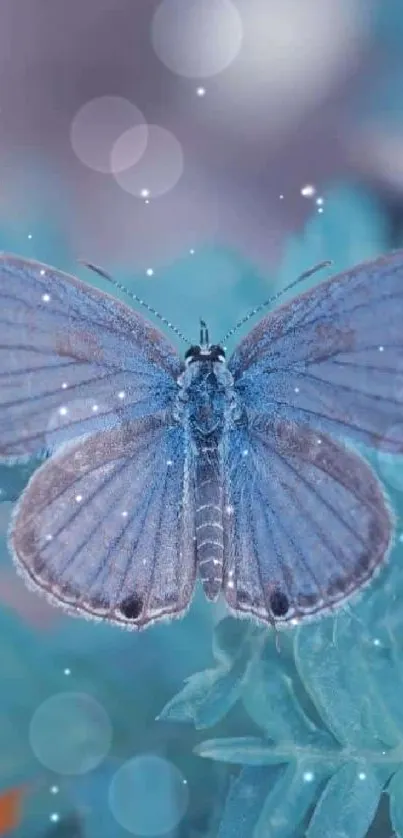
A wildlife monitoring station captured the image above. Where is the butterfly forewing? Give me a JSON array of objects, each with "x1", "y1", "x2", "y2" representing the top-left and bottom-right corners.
[
  {"x1": 223, "y1": 417, "x2": 392, "y2": 624},
  {"x1": 10, "y1": 415, "x2": 196, "y2": 628},
  {"x1": 229, "y1": 251, "x2": 403, "y2": 452},
  {"x1": 0, "y1": 254, "x2": 182, "y2": 458}
]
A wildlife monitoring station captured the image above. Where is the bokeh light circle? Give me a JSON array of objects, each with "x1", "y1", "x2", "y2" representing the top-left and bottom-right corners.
[
  {"x1": 70, "y1": 96, "x2": 148, "y2": 174},
  {"x1": 112, "y1": 125, "x2": 184, "y2": 197},
  {"x1": 108, "y1": 754, "x2": 189, "y2": 835},
  {"x1": 151, "y1": 0, "x2": 243, "y2": 78},
  {"x1": 29, "y1": 692, "x2": 112, "y2": 774}
]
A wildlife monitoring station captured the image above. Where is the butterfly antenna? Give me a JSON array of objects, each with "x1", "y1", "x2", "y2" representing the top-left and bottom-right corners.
[
  {"x1": 220, "y1": 260, "x2": 332, "y2": 344},
  {"x1": 80, "y1": 260, "x2": 192, "y2": 346}
]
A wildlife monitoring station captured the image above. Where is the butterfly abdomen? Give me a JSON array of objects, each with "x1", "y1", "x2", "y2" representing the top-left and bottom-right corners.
[{"x1": 195, "y1": 443, "x2": 224, "y2": 601}]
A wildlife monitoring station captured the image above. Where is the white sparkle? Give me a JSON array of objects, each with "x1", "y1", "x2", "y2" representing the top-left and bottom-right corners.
[
  {"x1": 227, "y1": 580, "x2": 235, "y2": 589},
  {"x1": 373, "y1": 638, "x2": 381, "y2": 647},
  {"x1": 40, "y1": 269, "x2": 46, "y2": 276},
  {"x1": 145, "y1": 199, "x2": 150, "y2": 204},
  {"x1": 50, "y1": 814, "x2": 60, "y2": 823},
  {"x1": 399, "y1": 533, "x2": 403, "y2": 543},
  {"x1": 166, "y1": 459, "x2": 173, "y2": 466},
  {"x1": 303, "y1": 771, "x2": 314, "y2": 782},
  {"x1": 50, "y1": 786, "x2": 59, "y2": 795},
  {"x1": 316, "y1": 197, "x2": 324, "y2": 206},
  {"x1": 279, "y1": 194, "x2": 284, "y2": 199},
  {"x1": 92, "y1": 404, "x2": 99, "y2": 412},
  {"x1": 317, "y1": 438, "x2": 322, "y2": 445},
  {"x1": 294, "y1": 386, "x2": 300, "y2": 393},
  {"x1": 42, "y1": 293, "x2": 51, "y2": 302},
  {"x1": 379, "y1": 345, "x2": 384, "y2": 352},
  {"x1": 75, "y1": 494, "x2": 83, "y2": 503},
  {"x1": 121, "y1": 510, "x2": 128, "y2": 518},
  {"x1": 318, "y1": 207, "x2": 324, "y2": 213},
  {"x1": 301, "y1": 184, "x2": 316, "y2": 198},
  {"x1": 242, "y1": 448, "x2": 248, "y2": 457},
  {"x1": 64, "y1": 668, "x2": 71, "y2": 675},
  {"x1": 146, "y1": 268, "x2": 154, "y2": 276},
  {"x1": 142, "y1": 558, "x2": 147, "y2": 565},
  {"x1": 118, "y1": 391, "x2": 126, "y2": 400},
  {"x1": 291, "y1": 618, "x2": 299, "y2": 626},
  {"x1": 61, "y1": 382, "x2": 68, "y2": 389},
  {"x1": 226, "y1": 505, "x2": 234, "y2": 515},
  {"x1": 358, "y1": 772, "x2": 366, "y2": 780},
  {"x1": 189, "y1": 249, "x2": 195, "y2": 255},
  {"x1": 28, "y1": 233, "x2": 33, "y2": 239},
  {"x1": 59, "y1": 406, "x2": 68, "y2": 416},
  {"x1": 45, "y1": 534, "x2": 53, "y2": 542},
  {"x1": 140, "y1": 188, "x2": 150, "y2": 198},
  {"x1": 196, "y1": 86, "x2": 206, "y2": 97}
]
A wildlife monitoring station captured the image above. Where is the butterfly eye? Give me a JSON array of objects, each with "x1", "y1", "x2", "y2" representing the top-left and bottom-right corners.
[
  {"x1": 184, "y1": 345, "x2": 201, "y2": 364},
  {"x1": 269, "y1": 588, "x2": 289, "y2": 617}
]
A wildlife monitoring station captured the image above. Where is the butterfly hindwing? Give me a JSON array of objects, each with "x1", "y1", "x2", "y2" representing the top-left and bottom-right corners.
[
  {"x1": 229, "y1": 251, "x2": 403, "y2": 452},
  {"x1": 0, "y1": 253, "x2": 182, "y2": 459},
  {"x1": 222, "y1": 417, "x2": 392, "y2": 624},
  {"x1": 10, "y1": 414, "x2": 196, "y2": 628}
]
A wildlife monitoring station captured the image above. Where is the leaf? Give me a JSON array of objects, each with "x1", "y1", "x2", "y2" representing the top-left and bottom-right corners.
[
  {"x1": 217, "y1": 766, "x2": 285, "y2": 838},
  {"x1": 388, "y1": 767, "x2": 403, "y2": 838},
  {"x1": 306, "y1": 762, "x2": 382, "y2": 838}
]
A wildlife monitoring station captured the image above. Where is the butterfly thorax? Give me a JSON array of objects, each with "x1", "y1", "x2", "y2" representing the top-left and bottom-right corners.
[{"x1": 176, "y1": 360, "x2": 236, "y2": 602}]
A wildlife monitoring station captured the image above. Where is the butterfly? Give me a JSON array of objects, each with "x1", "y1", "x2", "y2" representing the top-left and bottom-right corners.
[{"x1": 1, "y1": 250, "x2": 401, "y2": 630}]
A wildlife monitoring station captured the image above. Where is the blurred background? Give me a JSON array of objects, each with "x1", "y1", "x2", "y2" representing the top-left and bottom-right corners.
[{"x1": 1, "y1": 0, "x2": 403, "y2": 835}]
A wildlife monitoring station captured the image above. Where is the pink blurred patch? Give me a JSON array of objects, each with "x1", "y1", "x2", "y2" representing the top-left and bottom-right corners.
[{"x1": 0, "y1": 568, "x2": 59, "y2": 630}]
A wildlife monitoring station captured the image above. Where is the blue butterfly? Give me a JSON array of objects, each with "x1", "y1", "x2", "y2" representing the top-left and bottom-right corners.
[{"x1": 1, "y1": 251, "x2": 400, "y2": 629}]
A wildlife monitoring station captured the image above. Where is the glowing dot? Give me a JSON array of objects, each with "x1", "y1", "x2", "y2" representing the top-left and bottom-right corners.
[
  {"x1": 108, "y1": 755, "x2": 189, "y2": 835},
  {"x1": 379, "y1": 346, "x2": 384, "y2": 352},
  {"x1": 373, "y1": 638, "x2": 381, "y2": 647},
  {"x1": 92, "y1": 404, "x2": 99, "y2": 412},
  {"x1": 291, "y1": 618, "x2": 299, "y2": 626},
  {"x1": 318, "y1": 207, "x2": 324, "y2": 213},
  {"x1": 146, "y1": 268, "x2": 154, "y2": 276},
  {"x1": 399, "y1": 533, "x2": 403, "y2": 543},
  {"x1": 303, "y1": 771, "x2": 314, "y2": 782},
  {"x1": 141, "y1": 188, "x2": 150, "y2": 198},
  {"x1": 316, "y1": 197, "x2": 324, "y2": 205},
  {"x1": 317, "y1": 438, "x2": 322, "y2": 445},
  {"x1": 42, "y1": 293, "x2": 51, "y2": 302},
  {"x1": 40, "y1": 269, "x2": 46, "y2": 276},
  {"x1": 226, "y1": 505, "x2": 234, "y2": 515},
  {"x1": 50, "y1": 786, "x2": 59, "y2": 794},
  {"x1": 28, "y1": 233, "x2": 33, "y2": 239},
  {"x1": 121, "y1": 511, "x2": 128, "y2": 518},
  {"x1": 189, "y1": 249, "x2": 195, "y2": 255},
  {"x1": 301, "y1": 184, "x2": 316, "y2": 197},
  {"x1": 227, "y1": 580, "x2": 235, "y2": 589},
  {"x1": 242, "y1": 449, "x2": 248, "y2": 457},
  {"x1": 294, "y1": 386, "x2": 300, "y2": 393},
  {"x1": 75, "y1": 495, "x2": 83, "y2": 503},
  {"x1": 358, "y1": 772, "x2": 366, "y2": 780},
  {"x1": 196, "y1": 86, "x2": 206, "y2": 97},
  {"x1": 145, "y1": 199, "x2": 150, "y2": 204},
  {"x1": 50, "y1": 813, "x2": 60, "y2": 823},
  {"x1": 118, "y1": 391, "x2": 126, "y2": 400},
  {"x1": 279, "y1": 194, "x2": 284, "y2": 199},
  {"x1": 59, "y1": 406, "x2": 68, "y2": 416},
  {"x1": 61, "y1": 382, "x2": 68, "y2": 389},
  {"x1": 166, "y1": 459, "x2": 173, "y2": 466},
  {"x1": 29, "y1": 692, "x2": 112, "y2": 775},
  {"x1": 64, "y1": 668, "x2": 71, "y2": 676},
  {"x1": 45, "y1": 534, "x2": 53, "y2": 542}
]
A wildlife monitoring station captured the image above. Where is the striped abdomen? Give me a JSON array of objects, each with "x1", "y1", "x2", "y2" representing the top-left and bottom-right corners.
[{"x1": 195, "y1": 444, "x2": 224, "y2": 601}]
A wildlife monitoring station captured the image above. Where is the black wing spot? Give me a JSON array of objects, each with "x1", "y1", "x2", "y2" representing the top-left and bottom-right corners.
[
  {"x1": 269, "y1": 589, "x2": 289, "y2": 617},
  {"x1": 119, "y1": 594, "x2": 143, "y2": 620}
]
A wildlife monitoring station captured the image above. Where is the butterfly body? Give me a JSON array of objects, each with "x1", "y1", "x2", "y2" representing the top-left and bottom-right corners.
[
  {"x1": 177, "y1": 354, "x2": 238, "y2": 602},
  {"x1": 1, "y1": 250, "x2": 402, "y2": 630}
]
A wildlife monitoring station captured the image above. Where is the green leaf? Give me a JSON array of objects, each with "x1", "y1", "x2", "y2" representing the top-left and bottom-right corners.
[
  {"x1": 306, "y1": 762, "x2": 382, "y2": 838},
  {"x1": 158, "y1": 668, "x2": 244, "y2": 729},
  {"x1": 217, "y1": 766, "x2": 284, "y2": 838}
]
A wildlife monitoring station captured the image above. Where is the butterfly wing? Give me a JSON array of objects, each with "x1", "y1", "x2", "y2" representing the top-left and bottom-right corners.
[
  {"x1": 0, "y1": 253, "x2": 182, "y2": 459},
  {"x1": 222, "y1": 417, "x2": 392, "y2": 624},
  {"x1": 10, "y1": 414, "x2": 196, "y2": 628},
  {"x1": 228, "y1": 251, "x2": 403, "y2": 452}
]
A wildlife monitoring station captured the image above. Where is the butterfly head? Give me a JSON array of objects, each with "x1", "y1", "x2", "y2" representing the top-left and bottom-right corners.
[{"x1": 184, "y1": 319, "x2": 226, "y2": 365}]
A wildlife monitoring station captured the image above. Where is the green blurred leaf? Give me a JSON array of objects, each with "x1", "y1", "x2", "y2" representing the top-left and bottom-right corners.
[{"x1": 306, "y1": 763, "x2": 381, "y2": 838}]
